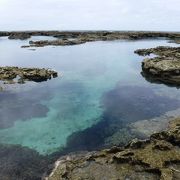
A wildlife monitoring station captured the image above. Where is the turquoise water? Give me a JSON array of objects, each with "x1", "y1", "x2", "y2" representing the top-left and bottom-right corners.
[{"x1": 0, "y1": 38, "x2": 180, "y2": 155}]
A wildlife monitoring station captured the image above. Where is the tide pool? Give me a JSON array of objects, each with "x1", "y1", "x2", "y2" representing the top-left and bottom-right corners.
[{"x1": 0, "y1": 39, "x2": 180, "y2": 154}]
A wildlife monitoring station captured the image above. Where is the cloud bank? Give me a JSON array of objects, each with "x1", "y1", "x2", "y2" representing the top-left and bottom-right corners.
[{"x1": 0, "y1": 0, "x2": 179, "y2": 31}]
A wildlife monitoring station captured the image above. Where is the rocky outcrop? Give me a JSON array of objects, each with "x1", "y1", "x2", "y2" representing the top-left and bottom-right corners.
[
  {"x1": 0, "y1": 67, "x2": 58, "y2": 84},
  {"x1": 24, "y1": 31, "x2": 180, "y2": 48},
  {"x1": 25, "y1": 39, "x2": 86, "y2": 47},
  {"x1": 47, "y1": 118, "x2": 180, "y2": 180},
  {"x1": 8, "y1": 33, "x2": 31, "y2": 40},
  {"x1": 1, "y1": 31, "x2": 180, "y2": 47},
  {"x1": 135, "y1": 46, "x2": 180, "y2": 86}
]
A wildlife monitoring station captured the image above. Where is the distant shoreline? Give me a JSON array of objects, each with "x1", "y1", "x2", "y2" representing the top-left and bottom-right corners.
[{"x1": 1, "y1": 30, "x2": 179, "y2": 48}]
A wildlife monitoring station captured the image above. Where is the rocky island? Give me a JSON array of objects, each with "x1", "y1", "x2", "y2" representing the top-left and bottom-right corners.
[
  {"x1": 135, "y1": 46, "x2": 180, "y2": 86},
  {"x1": 0, "y1": 66, "x2": 58, "y2": 84}
]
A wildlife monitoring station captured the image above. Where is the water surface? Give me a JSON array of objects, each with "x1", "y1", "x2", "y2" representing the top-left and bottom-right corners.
[{"x1": 0, "y1": 38, "x2": 180, "y2": 155}]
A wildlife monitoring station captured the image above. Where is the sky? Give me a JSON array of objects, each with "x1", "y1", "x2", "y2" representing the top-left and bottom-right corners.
[{"x1": 0, "y1": 0, "x2": 179, "y2": 31}]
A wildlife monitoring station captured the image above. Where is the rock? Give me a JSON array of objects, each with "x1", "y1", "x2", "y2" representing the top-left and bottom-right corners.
[
  {"x1": 21, "y1": 45, "x2": 31, "y2": 48},
  {"x1": 47, "y1": 118, "x2": 180, "y2": 180},
  {"x1": 0, "y1": 66, "x2": 58, "y2": 84},
  {"x1": 26, "y1": 39, "x2": 86, "y2": 47},
  {"x1": 1, "y1": 31, "x2": 179, "y2": 48},
  {"x1": 152, "y1": 140, "x2": 173, "y2": 151},
  {"x1": 135, "y1": 46, "x2": 180, "y2": 86},
  {"x1": 8, "y1": 33, "x2": 31, "y2": 40}
]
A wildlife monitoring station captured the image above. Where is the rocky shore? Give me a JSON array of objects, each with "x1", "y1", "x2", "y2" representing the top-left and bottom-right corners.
[
  {"x1": 23, "y1": 39, "x2": 86, "y2": 48},
  {"x1": 135, "y1": 46, "x2": 180, "y2": 86},
  {"x1": 0, "y1": 31, "x2": 180, "y2": 47},
  {"x1": 47, "y1": 118, "x2": 180, "y2": 180},
  {"x1": 0, "y1": 66, "x2": 58, "y2": 84}
]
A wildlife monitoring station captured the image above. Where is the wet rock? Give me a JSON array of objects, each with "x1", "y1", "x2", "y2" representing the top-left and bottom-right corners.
[
  {"x1": 0, "y1": 66, "x2": 58, "y2": 84},
  {"x1": 151, "y1": 118, "x2": 180, "y2": 146},
  {"x1": 135, "y1": 46, "x2": 180, "y2": 86},
  {"x1": 47, "y1": 118, "x2": 180, "y2": 180}
]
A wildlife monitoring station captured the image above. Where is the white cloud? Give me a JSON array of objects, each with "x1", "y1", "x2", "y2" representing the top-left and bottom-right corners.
[{"x1": 0, "y1": 0, "x2": 179, "y2": 31}]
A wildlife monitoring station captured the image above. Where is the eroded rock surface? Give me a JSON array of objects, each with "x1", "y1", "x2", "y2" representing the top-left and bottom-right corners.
[
  {"x1": 47, "y1": 118, "x2": 180, "y2": 180},
  {"x1": 135, "y1": 46, "x2": 180, "y2": 86},
  {"x1": 0, "y1": 67, "x2": 58, "y2": 84}
]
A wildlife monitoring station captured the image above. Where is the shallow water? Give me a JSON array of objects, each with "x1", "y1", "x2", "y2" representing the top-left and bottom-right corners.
[{"x1": 0, "y1": 38, "x2": 180, "y2": 156}]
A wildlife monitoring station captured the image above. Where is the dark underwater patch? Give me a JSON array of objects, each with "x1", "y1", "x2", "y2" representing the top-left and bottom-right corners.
[
  {"x1": 60, "y1": 85, "x2": 180, "y2": 152},
  {"x1": 0, "y1": 104, "x2": 48, "y2": 129},
  {"x1": 102, "y1": 85, "x2": 180, "y2": 123},
  {"x1": 0, "y1": 144, "x2": 52, "y2": 180},
  {"x1": 0, "y1": 86, "x2": 52, "y2": 129}
]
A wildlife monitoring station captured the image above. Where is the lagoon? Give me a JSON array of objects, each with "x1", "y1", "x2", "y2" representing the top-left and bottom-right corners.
[{"x1": 0, "y1": 38, "x2": 180, "y2": 156}]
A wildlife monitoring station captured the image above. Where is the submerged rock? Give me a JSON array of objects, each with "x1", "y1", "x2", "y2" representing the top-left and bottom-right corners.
[
  {"x1": 135, "y1": 46, "x2": 180, "y2": 86},
  {"x1": 56, "y1": 85, "x2": 180, "y2": 154},
  {"x1": 0, "y1": 144, "x2": 50, "y2": 180},
  {"x1": 47, "y1": 118, "x2": 180, "y2": 180},
  {"x1": 0, "y1": 66, "x2": 58, "y2": 84}
]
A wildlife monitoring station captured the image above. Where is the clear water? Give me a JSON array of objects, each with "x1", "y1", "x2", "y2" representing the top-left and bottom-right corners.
[{"x1": 0, "y1": 38, "x2": 180, "y2": 155}]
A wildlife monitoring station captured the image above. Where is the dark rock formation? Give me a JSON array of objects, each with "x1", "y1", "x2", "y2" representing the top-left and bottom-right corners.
[
  {"x1": 135, "y1": 46, "x2": 180, "y2": 86},
  {"x1": 24, "y1": 31, "x2": 180, "y2": 48},
  {"x1": 0, "y1": 67, "x2": 58, "y2": 84},
  {"x1": 8, "y1": 33, "x2": 31, "y2": 40},
  {"x1": 0, "y1": 31, "x2": 180, "y2": 47},
  {"x1": 47, "y1": 118, "x2": 180, "y2": 180}
]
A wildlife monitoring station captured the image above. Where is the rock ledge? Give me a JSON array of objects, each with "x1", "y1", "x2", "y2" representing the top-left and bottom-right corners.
[
  {"x1": 0, "y1": 66, "x2": 58, "y2": 84},
  {"x1": 135, "y1": 46, "x2": 180, "y2": 86}
]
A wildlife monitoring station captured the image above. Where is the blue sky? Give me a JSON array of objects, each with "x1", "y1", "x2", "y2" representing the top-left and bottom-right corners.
[{"x1": 0, "y1": 0, "x2": 179, "y2": 31}]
